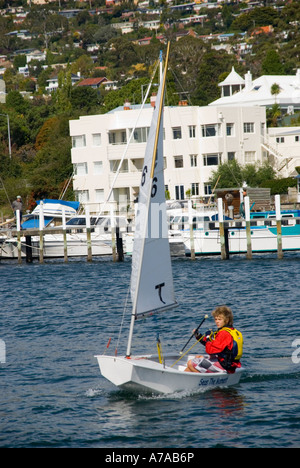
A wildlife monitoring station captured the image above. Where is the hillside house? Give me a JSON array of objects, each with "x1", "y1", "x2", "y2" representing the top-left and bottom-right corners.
[{"x1": 77, "y1": 77, "x2": 108, "y2": 90}]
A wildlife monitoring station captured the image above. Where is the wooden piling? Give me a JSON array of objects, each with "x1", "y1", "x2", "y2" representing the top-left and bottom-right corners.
[
  {"x1": 116, "y1": 227, "x2": 124, "y2": 262},
  {"x1": 275, "y1": 194, "x2": 283, "y2": 259},
  {"x1": 188, "y1": 199, "x2": 195, "y2": 260},
  {"x1": 16, "y1": 210, "x2": 22, "y2": 264},
  {"x1": 86, "y1": 206, "x2": 92, "y2": 262},
  {"x1": 39, "y1": 201, "x2": 44, "y2": 264},
  {"x1": 62, "y1": 208, "x2": 68, "y2": 263},
  {"x1": 244, "y1": 196, "x2": 252, "y2": 260},
  {"x1": 218, "y1": 198, "x2": 228, "y2": 260},
  {"x1": 110, "y1": 205, "x2": 116, "y2": 262},
  {"x1": 25, "y1": 235, "x2": 33, "y2": 263}
]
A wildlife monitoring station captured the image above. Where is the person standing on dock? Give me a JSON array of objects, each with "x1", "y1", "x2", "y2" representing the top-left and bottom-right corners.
[{"x1": 12, "y1": 196, "x2": 23, "y2": 223}]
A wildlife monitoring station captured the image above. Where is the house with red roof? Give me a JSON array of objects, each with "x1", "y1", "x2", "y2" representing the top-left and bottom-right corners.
[{"x1": 77, "y1": 77, "x2": 108, "y2": 89}]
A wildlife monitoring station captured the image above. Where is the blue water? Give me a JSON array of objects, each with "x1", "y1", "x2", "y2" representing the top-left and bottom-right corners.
[{"x1": 1, "y1": 253, "x2": 300, "y2": 448}]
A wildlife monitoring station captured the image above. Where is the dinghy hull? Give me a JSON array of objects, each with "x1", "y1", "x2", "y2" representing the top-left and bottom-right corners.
[{"x1": 95, "y1": 354, "x2": 243, "y2": 394}]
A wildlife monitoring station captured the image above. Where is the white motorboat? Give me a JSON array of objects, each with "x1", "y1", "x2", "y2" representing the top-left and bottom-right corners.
[
  {"x1": 1, "y1": 197, "x2": 128, "y2": 259},
  {"x1": 1, "y1": 214, "x2": 128, "y2": 259}
]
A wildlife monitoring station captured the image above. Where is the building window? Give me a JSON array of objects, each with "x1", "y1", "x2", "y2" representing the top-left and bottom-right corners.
[
  {"x1": 131, "y1": 158, "x2": 143, "y2": 172},
  {"x1": 276, "y1": 137, "x2": 285, "y2": 143},
  {"x1": 190, "y1": 154, "x2": 197, "y2": 167},
  {"x1": 95, "y1": 189, "x2": 104, "y2": 203},
  {"x1": 92, "y1": 133, "x2": 101, "y2": 146},
  {"x1": 223, "y1": 85, "x2": 230, "y2": 97},
  {"x1": 191, "y1": 183, "x2": 199, "y2": 196},
  {"x1": 75, "y1": 162, "x2": 87, "y2": 176},
  {"x1": 226, "y1": 123, "x2": 234, "y2": 136},
  {"x1": 227, "y1": 152, "x2": 235, "y2": 161},
  {"x1": 204, "y1": 183, "x2": 212, "y2": 195},
  {"x1": 203, "y1": 153, "x2": 221, "y2": 166},
  {"x1": 93, "y1": 161, "x2": 103, "y2": 175},
  {"x1": 108, "y1": 132, "x2": 116, "y2": 144},
  {"x1": 201, "y1": 124, "x2": 220, "y2": 137},
  {"x1": 174, "y1": 155, "x2": 184, "y2": 168},
  {"x1": 75, "y1": 190, "x2": 89, "y2": 203},
  {"x1": 175, "y1": 185, "x2": 185, "y2": 200},
  {"x1": 129, "y1": 127, "x2": 149, "y2": 143},
  {"x1": 245, "y1": 151, "x2": 255, "y2": 163},
  {"x1": 172, "y1": 127, "x2": 182, "y2": 139},
  {"x1": 295, "y1": 136, "x2": 299, "y2": 142},
  {"x1": 189, "y1": 125, "x2": 196, "y2": 138},
  {"x1": 110, "y1": 159, "x2": 128, "y2": 173},
  {"x1": 72, "y1": 135, "x2": 86, "y2": 148},
  {"x1": 244, "y1": 122, "x2": 254, "y2": 133}
]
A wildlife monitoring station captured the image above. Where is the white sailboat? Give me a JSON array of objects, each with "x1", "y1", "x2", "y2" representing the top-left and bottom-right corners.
[{"x1": 95, "y1": 45, "x2": 243, "y2": 394}]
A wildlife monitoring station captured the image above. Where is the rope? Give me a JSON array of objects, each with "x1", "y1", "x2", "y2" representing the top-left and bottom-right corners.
[{"x1": 170, "y1": 335, "x2": 204, "y2": 368}]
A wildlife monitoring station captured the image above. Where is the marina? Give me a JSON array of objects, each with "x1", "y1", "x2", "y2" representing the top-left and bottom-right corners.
[{"x1": 1, "y1": 195, "x2": 300, "y2": 264}]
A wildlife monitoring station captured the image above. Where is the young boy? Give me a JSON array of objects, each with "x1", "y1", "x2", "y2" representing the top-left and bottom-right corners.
[{"x1": 185, "y1": 305, "x2": 242, "y2": 374}]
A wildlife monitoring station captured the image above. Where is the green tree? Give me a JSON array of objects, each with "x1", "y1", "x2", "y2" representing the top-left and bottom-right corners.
[
  {"x1": 193, "y1": 51, "x2": 235, "y2": 105},
  {"x1": 262, "y1": 50, "x2": 284, "y2": 75},
  {"x1": 209, "y1": 161, "x2": 276, "y2": 189},
  {"x1": 70, "y1": 86, "x2": 101, "y2": 112},
  {"x1": 13, "y1": 54, "x2": 26, "y2": 71},
  {"x1": 52, "y1": 70, "x2": 72, "y2": 114},
  {"x1": 6, "y1": 91, "x2": 29, "y2": 114},
  {"x1": 267, "y1": 103, "x2": 281, "y2": 127}
]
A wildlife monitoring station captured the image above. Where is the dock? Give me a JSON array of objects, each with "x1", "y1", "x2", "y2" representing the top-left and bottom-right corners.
[
  {"x1": 1, "y1": 195, "x2": 299, "y2": 263},
  {"x1": 0, "y1": 225, "x2": 126, "y2": 264}
]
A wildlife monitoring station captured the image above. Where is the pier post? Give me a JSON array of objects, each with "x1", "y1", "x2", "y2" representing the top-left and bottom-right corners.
[
  {"x1": 188, "y1": 199, "x2": 195, "y2": 260},
  {"x1": 86, "y1": 206, "x2": 92, "y2": 262},
  {"x1": 245, "y1": 196, "x2": 252, "y2": 260},
  {"x1": 275, "y1": 194, "x2": 283, "y2": 259},
  {"x1": 110, "y1": 204, "x2": 116, "y2": 262},
  {"x1": 39, "y1": 201, "x2": 44, "y2": 264},
  {"x1": 116, "y1": 227, "x2": 124, "y2": 261},
  {"x1": 16, "y1": 210, "x2": 22, "y2": 264},
  {"x1": 25, "y1": 236, "x2": 33, "y2": 263},
  {"x1": 62, "y1": 208, "x2": 68, "y2": 263},
  {"x1": 218, "y1": 198, "x2": 228, "y2": 260}
]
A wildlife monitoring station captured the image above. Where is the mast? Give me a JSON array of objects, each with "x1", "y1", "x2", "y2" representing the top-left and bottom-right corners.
[{"x1": 126, "y1": 43, "x2": 170, "y2": 358}]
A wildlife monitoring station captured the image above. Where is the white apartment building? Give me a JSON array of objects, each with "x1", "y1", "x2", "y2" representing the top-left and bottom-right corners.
[{"x1": 69, "y1": 101, "x2": 266, "y2": 213}]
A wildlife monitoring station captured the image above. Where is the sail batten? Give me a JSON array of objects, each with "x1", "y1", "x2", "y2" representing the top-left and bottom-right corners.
[{"x1": 136, "y1": 301, "x2": 179, "y2": 320}]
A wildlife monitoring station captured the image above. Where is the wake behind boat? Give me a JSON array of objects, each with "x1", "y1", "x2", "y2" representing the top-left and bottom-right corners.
[{"x1": 95, "y1": 44, "x2": 244, "y2": 394}]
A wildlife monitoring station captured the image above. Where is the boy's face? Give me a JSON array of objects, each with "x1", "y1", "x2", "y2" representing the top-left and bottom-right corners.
[{"x1": 214, "y1": 315, "x2": 227, "y2": 329}]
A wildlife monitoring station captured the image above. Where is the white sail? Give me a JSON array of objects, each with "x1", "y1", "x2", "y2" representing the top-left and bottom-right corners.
[{"x1": 130, "y1": 49, "x2": 177, "y2": 320}]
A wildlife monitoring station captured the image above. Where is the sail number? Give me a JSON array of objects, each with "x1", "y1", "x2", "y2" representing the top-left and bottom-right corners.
[
  {"x1": 141, "y1": 165, "x2": 158, "y2": 198},
  {"x1": 141, "y1": 166, "x2": 147, "y2": 186}
]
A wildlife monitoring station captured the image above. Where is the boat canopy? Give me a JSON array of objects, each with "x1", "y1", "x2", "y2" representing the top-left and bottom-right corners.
[
  {"x1": 32, "y1": 199, "x2": 80, "y2": 217},
  {"x1": 22, "y1": 216, "x2": 54, "y2": 230}
]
